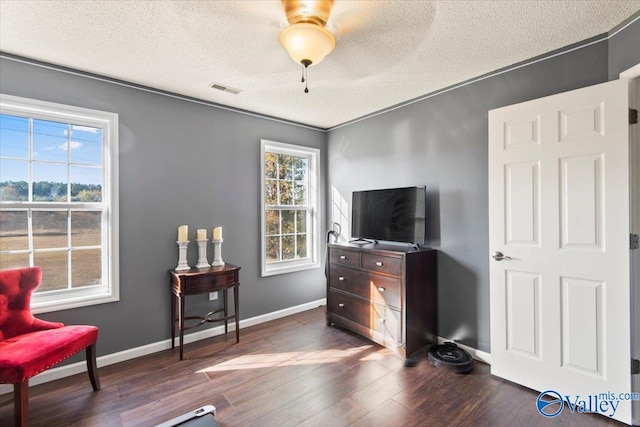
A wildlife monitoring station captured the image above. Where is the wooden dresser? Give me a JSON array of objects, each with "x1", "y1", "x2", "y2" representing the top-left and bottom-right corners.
[{"x1": 326, "y1": 242, "x2": 436, "y2": 357}]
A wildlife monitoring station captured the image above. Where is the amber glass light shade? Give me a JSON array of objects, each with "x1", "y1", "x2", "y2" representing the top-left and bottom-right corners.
[{"x1": 279, "y1": 22, "x2": 335, "y2": 66}]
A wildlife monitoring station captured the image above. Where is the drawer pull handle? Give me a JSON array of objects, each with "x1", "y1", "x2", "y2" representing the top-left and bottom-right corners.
[
  {"x1": 338, "y1": 303, "x2": 345, "y2": 308},
  {"x1": 340, "y1": 255, "x2": 347, "y2": 260},
  {"x1": 375, "y1": 261, "x2": 383, "y2": 267},
  {"x1": 378, "y1": 318, "x2": 386, "y2": 323},
  {"x1": 378, "y1": 287, "x2": 386, "y2": 292},
  {"x1": 338, "y1": 276, "x2": 345, "y2": 281}
]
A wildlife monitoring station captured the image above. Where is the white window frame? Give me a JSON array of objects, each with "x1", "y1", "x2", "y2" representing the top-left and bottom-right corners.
[
  {"x1": 260, "y1": 139, "x2": 320, "y2": 276},
  {"x1": 0, "y1": 94, "x2": 119, "y2": 313}
]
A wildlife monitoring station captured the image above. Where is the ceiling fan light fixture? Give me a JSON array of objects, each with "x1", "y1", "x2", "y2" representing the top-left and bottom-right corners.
[{"x1": 279, "y1": 22, "x2": 335, "y2": 66}]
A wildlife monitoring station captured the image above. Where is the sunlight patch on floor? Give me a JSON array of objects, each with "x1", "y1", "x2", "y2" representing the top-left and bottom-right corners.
[{"x1": 196, "y1": 345, "x2": 374, "y2": 373}]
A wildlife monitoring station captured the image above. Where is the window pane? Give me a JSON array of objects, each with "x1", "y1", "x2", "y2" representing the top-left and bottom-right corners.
[
  {"x1": 265, "y1": 209, "x2": 279, "y2": 235},
  {"x1": 71, "y1": 166, "x2": 102, "y2": 202},
  {"x1": 296, "y1": 234, "x2": 307, "y2": 258},
  {"x1": 0, "y1": 210, "x2": 29, "y2": 250},
  {"x1": 33, "y1": 162, "x2": 68, "y2": 201},
  {"x1": 0, "y1": 114, "x2": 29, "y2": 159},
  {"x1": 33, "y1": 119, "x2": 69, "y2": 162},
  {"x1": 296, "y1": 211, "x2": 307, "y2": 233},
  {"x1": 278, "y1": 154, "x2": 292, "y2": 180},
  {"x1": 282, "y1": 235, "x2": 295, "y2": 260},
  {"x1": 265, "y1": 179, "x2": 277, "y2": 206},
  {"x1": 69, "y1": 124, "x2": 102, "y2": 165},
  {"x1": 293, "y1": 157, "x2": 308, "y2": 181},
  {"x1": 279, "y1": 181, "x2": 292, "y2": 205},
  {"x1": 33, "y1": 210, "x2": 68, "y2": 249},
  {"x1": 34, "y1": 251, "x2": 68, "y2": 292},
  {"x1": 71, "y1": 211, "x2": 101, "y2": 246},
  {"x1": 294, "y1": 183, "x2": 307, "y2": 205},
  {"x1": 0, "y1": 159, "x2": 28, "y2": 201},
  {"x1": 72, "y1": 249, "x2": 101, "y2": 287},
  {"x1": 282, "y1": 210, "x2": 295, "y2": 234},
  {"x1": 266, "y1": 236, "x2": 280, "y2": 263},
  {"x1": 0, "y1": 252, "x2": 29, "y2": 271},
  {"x1": 265, "y1": 152, "x2": 278, "y2": 179}
]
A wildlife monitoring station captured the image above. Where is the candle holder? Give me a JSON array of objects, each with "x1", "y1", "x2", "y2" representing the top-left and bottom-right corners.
[
  {"x1": 195, "y1": 239, "x2": 210, "y2": 269},
  {"x1": 175, "y1": 241, "x2": 190, "y2": 271},
  {"x1": 211, "y1": 238, "x2": 225, "y2": 267}
]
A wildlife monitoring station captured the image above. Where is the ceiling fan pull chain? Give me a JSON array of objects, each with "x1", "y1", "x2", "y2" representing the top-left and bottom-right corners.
[
  {"x1": 304, "y1": 66, "x2": 309, "y2": 93},
  {"x1": 301, "y1": 64, "x2": 305, "y2": 83}
]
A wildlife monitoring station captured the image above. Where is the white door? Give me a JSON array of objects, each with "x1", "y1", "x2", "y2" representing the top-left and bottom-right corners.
[{"x1": 489, "y1": 79, "x2": 632, "y2": 424}]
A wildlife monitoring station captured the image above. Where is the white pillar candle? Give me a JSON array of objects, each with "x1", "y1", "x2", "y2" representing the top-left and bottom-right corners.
[
  {"x1": 177, "y1": 225, "x2": 188, "y2": 242},
  {"x1": 197, "y1": 229, "x2": 207, "y2": 240},
  {"x1": 213, "y1": 226, "x2": 222, "y2": 240}
]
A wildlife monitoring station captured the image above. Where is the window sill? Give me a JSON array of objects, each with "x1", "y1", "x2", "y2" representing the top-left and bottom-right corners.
[
  {"x1": 31, "y1": 289, "x2": 119, "y2": 314},
  {"x1": 262, "y1": 261, "x2": 320, "y2": 277}
]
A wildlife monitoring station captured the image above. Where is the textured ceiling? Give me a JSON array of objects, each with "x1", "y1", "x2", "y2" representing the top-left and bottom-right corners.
[{"x1": 1, "y1": 1, "x2": 639, "y2": 129}]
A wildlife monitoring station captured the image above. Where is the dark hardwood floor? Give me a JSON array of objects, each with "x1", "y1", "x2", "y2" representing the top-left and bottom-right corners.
[{"x1": 0, "y1": 307, "x2": 624, "y2": 426}]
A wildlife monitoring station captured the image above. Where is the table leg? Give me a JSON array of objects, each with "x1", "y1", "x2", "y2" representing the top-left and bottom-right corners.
[
  {"x1": 234, "y1": 284, "x2": 240, "y2": 343},
  {"x1": 171, "y1": 293, "x2": 176, "y2": 349},
  {"x1": 223, "y1": 289, "x2": 228, "y2": 335},
  {"x1": 179, "y1": 295, "x2": 185, "y2": 360}
]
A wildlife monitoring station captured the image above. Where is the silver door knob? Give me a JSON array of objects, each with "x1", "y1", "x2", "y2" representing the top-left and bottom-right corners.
[{"x1": 492, "y1": 251, "x2": 512, "y2": 261}]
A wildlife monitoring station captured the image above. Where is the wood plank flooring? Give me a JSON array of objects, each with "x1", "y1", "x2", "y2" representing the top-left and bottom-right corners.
[{"x1": 0, "y1": 307, "x2": 624, "y2": 426}]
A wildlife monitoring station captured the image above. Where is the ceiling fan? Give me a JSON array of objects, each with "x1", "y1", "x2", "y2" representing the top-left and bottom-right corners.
[
  {"x1": 276, "y1": 1, "x2": 437, "y2": 93},
  {"x1": 278, "y1": 0, "x2": 336, "y2": 92}
]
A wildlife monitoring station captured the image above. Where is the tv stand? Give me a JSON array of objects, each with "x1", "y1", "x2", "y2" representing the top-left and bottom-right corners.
[{"x1": 326, "y1": 242, "x2": 437, "y2": 357}]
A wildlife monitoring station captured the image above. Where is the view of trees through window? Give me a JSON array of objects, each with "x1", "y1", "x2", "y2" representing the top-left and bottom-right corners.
[
  {"x1": 0, "y1": 181, "x2": 102, "y2": 202},
  {"x1": 264, "y1": 151, "x2": 309, "y2": 263}
]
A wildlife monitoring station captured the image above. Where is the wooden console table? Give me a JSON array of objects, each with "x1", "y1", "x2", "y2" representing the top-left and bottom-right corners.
[{"x1": 169, "y1": 264, "x2": 241, "y2": 360}]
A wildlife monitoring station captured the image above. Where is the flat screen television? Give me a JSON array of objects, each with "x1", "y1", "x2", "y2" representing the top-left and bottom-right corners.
[{"x1": 351, "y1": 186, "x2": 426, "y2": 245}]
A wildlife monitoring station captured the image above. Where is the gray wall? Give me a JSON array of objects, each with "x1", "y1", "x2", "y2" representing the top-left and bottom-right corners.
[
  {"x1": 327, "y1": 19, "x2": 639, "y2": 352},
  {"x1": 0, "y1": 57, "x2": 327, "y2": 357},
  {"x1": 608, "y1": 11, "x2": 640, "y2": 79}
]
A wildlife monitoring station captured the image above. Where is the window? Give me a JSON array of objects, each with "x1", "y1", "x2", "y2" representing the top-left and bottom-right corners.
[
  {"x1": 0, "y1": 94, "x2": 119, "y2": 313},
  {"x1": 261, "y1": 139, "x2": 320, "y2": 276}
]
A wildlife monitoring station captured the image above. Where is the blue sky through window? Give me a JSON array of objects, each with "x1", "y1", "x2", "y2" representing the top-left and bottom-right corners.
[{"x1": 0, "y1": 113, "x2": 103, "y2": 186}]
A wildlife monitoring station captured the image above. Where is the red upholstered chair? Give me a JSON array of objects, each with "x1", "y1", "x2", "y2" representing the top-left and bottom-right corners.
[{"x1": 0, "y1": 267, "x2": 100, "y2": 427}]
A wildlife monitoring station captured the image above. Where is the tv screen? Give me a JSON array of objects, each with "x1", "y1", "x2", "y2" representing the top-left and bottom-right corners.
[{"x1": 351, "y1": 186, "x2": 426, "y2": 245}]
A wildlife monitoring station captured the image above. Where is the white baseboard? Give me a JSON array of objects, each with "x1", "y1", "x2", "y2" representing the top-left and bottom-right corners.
[
  {"x1": 436, "y1": 336, "x2": 492, "y2": 365},
  {"x1": 0, "y1": 298, "x2": 327, "y2": 395}
]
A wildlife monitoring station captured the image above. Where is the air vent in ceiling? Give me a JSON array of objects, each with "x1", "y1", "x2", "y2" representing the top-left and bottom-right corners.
[{"x1": 210, "y1": 82, "x2": 242, "y2": 95}]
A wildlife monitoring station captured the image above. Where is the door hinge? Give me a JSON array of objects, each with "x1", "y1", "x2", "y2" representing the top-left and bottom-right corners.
[
  {"x1": 631, "y1": 109, "x2": 638, "y2": 125},
  {"x1": 631, "y1": 234, "x2": 639, "y2": 250},
  {"x1": 633, "y1": 359, "x2": 640, "y2": 375}
]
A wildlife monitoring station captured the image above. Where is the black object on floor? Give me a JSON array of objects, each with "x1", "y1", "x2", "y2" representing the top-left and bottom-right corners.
[
  {"x1": 427, "y1": 342, "x2": 473, "y2": 373},
  {"x1": 403, "y1": 357, "x2": 419, "y2": 367},
  {"x1": 155, "y1": 405, "x2": 218, "y2": 427}
]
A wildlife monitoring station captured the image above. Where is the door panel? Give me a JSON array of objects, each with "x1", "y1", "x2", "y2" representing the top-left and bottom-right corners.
[
  {"x1": 505, "y1": 270, "x2": 541, "y2": 358},
  {"x1": 489, "y1": 79, "x2": 631, "y2": 424},
  {"x1": 560, "y1": 154, "x2": 604, "y2": 249},
  {"x1": 560, "y1": 276, "x2": 603, "y2": 376},
  {"x1": 505, "y1": 161, "x2": 540, "y2": 246}
]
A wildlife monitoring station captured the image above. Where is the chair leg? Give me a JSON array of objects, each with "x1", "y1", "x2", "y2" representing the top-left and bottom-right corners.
[
  {"x1": 85, "y1": 342, "x2": 101, "y2": 391},
  {"x1": 13, "y1": 380, "x2": 28, "y2": 427}
]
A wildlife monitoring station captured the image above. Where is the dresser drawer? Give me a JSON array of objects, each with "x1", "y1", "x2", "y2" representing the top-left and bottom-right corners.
[
  {"x1": 329, "y1": 266, "x2": 401, "y2": 309},
  {"x1": 184, "y1": 271, "x2": 237, "y2": 294},
  {"x1": 330, "y1": 248, "x2": 360, "y2": 268},
  {"x1": 361, "y1": 253, "x2": 403, "y2": 276},
  {"x1": 328, "y1": 290, "x2": 401, "y2": 343}
]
